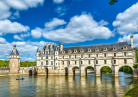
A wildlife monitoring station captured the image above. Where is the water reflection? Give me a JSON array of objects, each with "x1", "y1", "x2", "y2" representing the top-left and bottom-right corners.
[{"x1": 0, "y1": 72, "x2": 138, "y2": 97}]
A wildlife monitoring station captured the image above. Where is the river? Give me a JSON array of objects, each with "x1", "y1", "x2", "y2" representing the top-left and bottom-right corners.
[{"x1": 0, "y1": 72, "x2": 137, "y2": 97}]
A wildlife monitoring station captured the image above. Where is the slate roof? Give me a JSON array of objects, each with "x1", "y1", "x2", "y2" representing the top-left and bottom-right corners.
[
  {"x1": 61, "y1": 42, "x2": 134, "y2": 54},
  {"x1": 10, "y1": 45, "x2": 20, "y2": 55}
]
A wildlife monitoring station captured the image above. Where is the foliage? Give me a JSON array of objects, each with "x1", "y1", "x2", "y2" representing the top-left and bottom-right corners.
[
  {"x1": 101, "y1": 66, "x2": 112, "y2": 73},
  {"x1": 0, "y1": 60, "x2": 9, "y2": 67},
  {"x1": 134, "y1": 47, "x2": 138, "y2": 63},
  {"x1": 133, "y1": 64, "x2": 138, "y2": 69},
  {"x1": 119, "y1": 66, "x2": 132, "y2": 73},
  {"x1": 124, "y1": 82, "x2": 138, "y2": 97},
  {"x1": 0, "y1": 60, "x2": 36, "y2": 67},
  {"x1": 109, "y1": 0, "x2": 118, "y2": 5},
  {"x1": 87, "y1": 66, "x2": 94, "y2": 70}
]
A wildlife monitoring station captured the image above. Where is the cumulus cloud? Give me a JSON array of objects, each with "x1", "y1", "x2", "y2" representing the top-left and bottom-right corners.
[
  {"x1": 0, "y1": 41, "x2": 48, "y2": 61},
  {"x1": 0, "y1": 37, "x2": 7, "y2": 44},
  {"x1": 55, "y1": 6, "x2": 68, "y2": 17},
  {"x1": 53, "y1": 0, "x2": 64, "y2": 3},
  {"x1": 20, "y1": 32, "x2": 30, "y2": 38},
  {"x1": 113, "y1": 2, "x2": 138, "y2": 35},
  {"x1": 0, "y1": 19, "x2": 29, "y2": 34},
  {"x1": 118, "y1": 34, "x2": 138, "y2": 47},
  {"x1": 13, "y1": 35, "x2": 23, "y2": 40},
  {"x1": 45, "y1": 18, "x2": 67, "y2": 30},
  {"x1": 31, "y1": 27, "x2": 42, "y2": 38},
  {"x1": 10, "y1": 11, "x2": 20, "y2": 20},
  {"x1": 43, "y1": 14, "x2": 113, "y2": 43},
  {"x1": 0, "y1": 0, "x2": 44, "y2": 20}
]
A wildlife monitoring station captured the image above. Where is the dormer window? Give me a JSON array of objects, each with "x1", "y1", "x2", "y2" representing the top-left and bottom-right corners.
[
  {"x1": 68, "y1": 50, "x2": 71, "y2": 53},
  {"x1": 123, "y1": 46, "x2": 127, "y2": 50},
  {"x1": 103, "y1": 47, "x2": 107, "y2": 51},
  {"x1": 95, "y1": 48, "x2": 99, "y2": 51},
  {"x1": 80, "y1": 49, "x2": 84, "y2": 52},
  {"x1": 88, "y1": 48, "x2": 91, "y2": 52},
  {"x1": 62, "y1": 50, "x2": 65, "y2": 53},
  {"x1": 74, "y1": 49, "x2": 77, "y2": 53},
  {"x1": 113, "y1": 46, "x2": 117, "y2": 50}
]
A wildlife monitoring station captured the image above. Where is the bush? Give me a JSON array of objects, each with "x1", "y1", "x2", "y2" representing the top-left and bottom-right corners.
[{"x1": 133, "y1": 64, "x2": 138, "y2": 69}]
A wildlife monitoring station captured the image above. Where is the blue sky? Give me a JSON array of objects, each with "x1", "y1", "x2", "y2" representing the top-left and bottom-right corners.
[{"x1": 0, "y1": 0, "x2": 138, "y2": 61}]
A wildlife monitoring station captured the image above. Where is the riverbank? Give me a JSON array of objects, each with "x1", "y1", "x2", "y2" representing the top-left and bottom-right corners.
[{"x1": 124, "y1": 81, "x2": 138, "y2": 97}]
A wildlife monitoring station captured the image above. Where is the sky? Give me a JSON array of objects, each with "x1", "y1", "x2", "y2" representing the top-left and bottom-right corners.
[{"x1": 0, "y1": 0, "x2": 138, "y2": 61}]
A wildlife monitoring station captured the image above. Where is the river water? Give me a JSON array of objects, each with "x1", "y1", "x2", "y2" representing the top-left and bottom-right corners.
[{"x1": 0, "y1": 72, "x2": 137, "y2": 97}]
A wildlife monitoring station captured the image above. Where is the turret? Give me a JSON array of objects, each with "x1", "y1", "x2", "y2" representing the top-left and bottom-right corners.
[
  {"x1": 59, "y1": 43, "x2": 63, "y2": 52},
  {"x1": 130, "y1": 35, "x2": 133, "y2": 48}
]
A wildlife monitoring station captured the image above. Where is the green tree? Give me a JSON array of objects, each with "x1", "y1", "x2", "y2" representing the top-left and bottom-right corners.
[{"x1": 109, "y1": 0, "x2": 118, "y2": 5}]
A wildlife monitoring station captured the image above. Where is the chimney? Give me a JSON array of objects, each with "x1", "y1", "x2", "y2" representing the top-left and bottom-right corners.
[
  {"x1": 50, "y1": 43, "x2": 53, "y2": 48},
  {"x1": 130, "y1": 35, "x2": 133, "y2": 48},
  {"x1": 46, "y1": 43, "x2": 49, "y2": 48},
  {"x1": 13, "y1": 45, "x2": 16, "y2": 54}
]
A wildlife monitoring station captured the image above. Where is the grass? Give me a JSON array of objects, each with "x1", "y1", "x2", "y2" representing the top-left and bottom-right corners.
[{"x1": 124, "y1": 81, "x2": 138, "y2": 97}]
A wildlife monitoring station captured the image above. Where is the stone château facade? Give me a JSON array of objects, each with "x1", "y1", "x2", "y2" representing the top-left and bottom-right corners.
[{"x1": 36, "y1": 35, "x2": 136, "y2": 77}]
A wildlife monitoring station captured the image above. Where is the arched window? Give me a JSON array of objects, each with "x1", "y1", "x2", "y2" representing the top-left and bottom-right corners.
[
  {"x1": 96, "y1": 60, "x2": 98, "y2": 64},
  {"x1": 114, "y1": 60, "x2": 116, "y2": 64},
  {"x1": 89, "y1": 54, "x2": 90, "y2": 58},
  {"x1": 75, "y1": 55, "x2": 76, "y2": 58},
  {"x1": 114, "y1": 53, "x2": 116, "y2": 57},
  {"x1": 89, "y1": 60, "x2": 90, "y2": 64},
  {"x1": 81, "y1": 61, "x2": 83, "y2": 64},
  {"x1": 104, "y1": 53, "x2": 106, "y2": 57},
  {"x1": 124, "y1": 52, "x2": 127, "y2": 56},
  {"x1": 124, "y1": 59, "x2": 127, "y2": 64},
  {"x1": 75, "y1": 61, "x2": 76, "y2": 65}
]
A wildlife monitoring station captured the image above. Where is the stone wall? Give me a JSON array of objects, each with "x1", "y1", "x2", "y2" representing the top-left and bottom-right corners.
[{"x1": 0, "y1": 67, "x2": 10, "y2": 74}]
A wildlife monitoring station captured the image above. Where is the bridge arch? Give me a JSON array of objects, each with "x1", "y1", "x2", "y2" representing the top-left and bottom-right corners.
[
  {"x1": 72, "y1": 66, "x2": 79, "y2": 76},
  {"x1": 29, "y1": 70, "x2": 32, "y2": 76},
  {"x1": 100, "y1": 66, "x2": 112, "y2": 76},
  {"x1": 85, "y1": 66, "x2": 94, "y2": 76},
  {"x1": 118, "y1": 65, "x2": 133, "y2": 75}
]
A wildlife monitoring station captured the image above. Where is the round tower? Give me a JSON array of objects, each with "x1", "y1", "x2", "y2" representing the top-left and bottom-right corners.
[{"x1": 9, "y1": 45, "x2": 20, "y2": 73}]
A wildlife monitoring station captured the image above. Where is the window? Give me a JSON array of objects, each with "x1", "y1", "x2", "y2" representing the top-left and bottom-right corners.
[
  {"x1": 51, "y1": 56, "x2": 53, "y2": 59},
  {"x1": 51, "y1": 61, "x2": 53, "y2": 65},
  {"x1": 96, "y1": 60, "x2": 98, "y2": 64},
  {"x1": 69, "y1": 55, "x2": 71, "y2": 58},
  {"x1": 114, "y1": 53, "x2": 116, "y2": 57},
  {"x1": 96, "y1": 54, "x2": 98, "y2": 57},
  {"x1": 46, "y1": 61, "x2": 48, "y2": 65},
  {"x1": 41, "y1": 62, "x2": 43, "y2": 66},
  {"x1": 46, "y1": 51, "x2": 48, "y2": 54},
  {"x1": 89, "y1": 54, "x2": 90, "y2": 58},
  {"x1": 114, "y1": 60, "x2": 116, "y2": 64},
  {"x1": 81, "y1": 61, "x2": 83, "y2": 64},
  {"x1": 69, "y1": 61, "x2": 70, "y2": 65},
  {"x1": 41, "y1": 57, "x2": 43, "y2": 60},
  {"x1": 75, "y1": 61, "x2": 76, "y2": 65},
  {"x1": 75, "y1": 55, "x2": 76, "y2": 58},
  {"x1": 46, "y1": 56, "x2": 48, "y2": 59},
  {"x1": 56, "y1": 63, "x2": 57, "y2": 65},
  {"x1": 63, "y1": 56, "x2": 64, "y2": 59},
  {"x1": 104, "y1": 48, "x2": 107, "y2": 50},
  {"x1": 104, "y1": 60, "x2": 106, "y2": 64},
  {"x1": 62, "y1": 61, "x2": 64, "y2": 65},
  {"x1": 124, "y1": 52, "x2": 126, "y2": 56},
  {"x1": 104, "y1": 53, "x2": 106, "y2": 57},
  {"x1": 124, "y1": 59, "x2": 127, "y2": 64},
  {"x1": 81, "y1": 55, "x2": 83, "y2": 58},
  {"x1": 89, "y1": 60, "x2": 90, "y2": 64}
]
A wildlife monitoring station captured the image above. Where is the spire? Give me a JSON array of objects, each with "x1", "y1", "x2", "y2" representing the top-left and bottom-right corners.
[{"x1": 37, "y1": 46, "x2": 39, "y2": 52}]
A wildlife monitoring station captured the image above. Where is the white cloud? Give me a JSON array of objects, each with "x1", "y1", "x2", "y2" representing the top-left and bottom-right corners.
[
  {"x1": 13, "y1": 35, "x2": 23, "y2": 40},
  {"x1": 0, "y1": 19, "x2": 29, "y2": 34},
  {"x1": 0, "y1": 0, "x2": 44, "y2": 20},
  {"x1": 20, "y1": 32, "x2": 30, "y2": 38},
  {"x1": 55, "y1": 6, "x2": 68, "y2": 17},
  {"x1": 43, "y1": 14, "x2": 113, "y2": 43},
  {"x1": 31, "y1": 27, "x2": 42, "y2": 38},
  {"x1": 0, "y1": 1, "x2": 11, "y2": 20},
  {"x1": 0, "y1": 41, "x2": 49, "y2": 61},
  {"x1": 53, "y1": 0, "x2": 64, "y2": 3},
  {"x1": 45, "y1": 18, "x2": 67, "y2": 30},
  {"x1": 118, "y1": 34, "x2": 138, "y2": 47},
  {"x1": 113, "y1": 2, "x2": 138, "y2": 35},
  {"x1": 10, "y1": 11, "x2": 20, "y2": 20},
  {"x1": 99, "y1": 20, "x2": 109, "y2": 26},
  {"x1": 0, "y1": 37, "x2": 7, "y2": 43}
]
